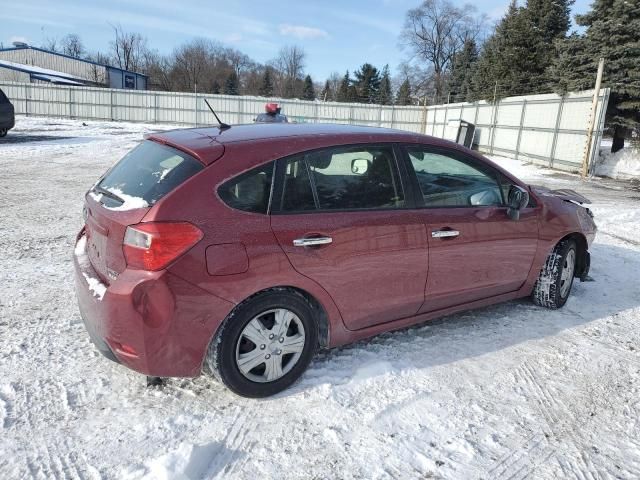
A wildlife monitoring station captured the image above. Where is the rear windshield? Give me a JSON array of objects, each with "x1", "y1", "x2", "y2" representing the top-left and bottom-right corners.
[
  {"x1": 0, "y1": 89, "x2": 8, "y2": 104},
  {"x1": 97, "y1": 140, "x2": 203, "y2": 208}
]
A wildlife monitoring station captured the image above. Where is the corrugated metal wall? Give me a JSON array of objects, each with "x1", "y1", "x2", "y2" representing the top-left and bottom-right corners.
[
  {"x1": 0, "y1": 49, "x2": 107, "y2": 84},
  {"x1": 0, "y1": 68, "x2": 30, "y2": 83},
  {"x1": 0, "y1": 81, "x2": 609, "y2": 173},
  {"x1": 425, "y1": 89, "x2": 609, "y2": 172}
]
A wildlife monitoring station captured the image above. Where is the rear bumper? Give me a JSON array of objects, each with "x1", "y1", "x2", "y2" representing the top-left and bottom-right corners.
[{"x1": 74, "y1": 231, "x2": 235, "y2": 377}]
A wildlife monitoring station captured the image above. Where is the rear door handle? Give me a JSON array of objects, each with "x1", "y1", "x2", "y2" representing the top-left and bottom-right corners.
[
  {"x1": 432, "y1": 229, "x2": 460, "y2": 239},
  {"x1": 293, "y1": 236, "x2": 333, "y2": 247}
]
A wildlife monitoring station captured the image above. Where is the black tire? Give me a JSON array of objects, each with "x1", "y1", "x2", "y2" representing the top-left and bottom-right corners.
[
  {"x1": 532, "y1": 239, "x2": 577, "y2": 309},
  {"x1": 0, "y1": 129, "x2": 7, "y2": 138},
  {"x1": 204, "y1": 290, "x2": 318, "y2": 398}
]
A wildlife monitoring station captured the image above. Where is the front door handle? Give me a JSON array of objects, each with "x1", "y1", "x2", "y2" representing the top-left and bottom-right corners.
[
  {"x1": 293, "y1": 236, "x2": 333, "y2": 247},
  {"x1": 432, "y1": 229, "x2": 460, "y2": 239}
]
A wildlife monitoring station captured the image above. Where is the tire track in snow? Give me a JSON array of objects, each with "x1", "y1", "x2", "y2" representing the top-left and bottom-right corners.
[
  {"x1": 516, "y1": 361, "x2": 601, "y2": 480},
  {"x1": 210, "y1": 406, "x2": 255, "y2": 479},
  {"x1": 26, "y1": 437, "x2": 101, "y2": 480},
  {"x1": 487, "y1": 433, "x2": 548, "y2": 480}
]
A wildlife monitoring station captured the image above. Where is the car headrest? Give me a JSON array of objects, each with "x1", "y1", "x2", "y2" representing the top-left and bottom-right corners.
[{"x1": 306, "y1": 151, "x2": 332, "y2": 170}]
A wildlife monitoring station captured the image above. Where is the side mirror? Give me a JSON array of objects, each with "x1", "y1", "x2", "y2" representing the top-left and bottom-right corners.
[
  {"x1": 351, "y1": 158, "x2": 369, "y2": 174},
  {"x1": 507, "y1": 185, "x2": 530, "y2": 220}
]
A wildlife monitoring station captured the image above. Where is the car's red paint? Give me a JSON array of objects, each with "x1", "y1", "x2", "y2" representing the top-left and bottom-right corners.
[
  {"x1": 271, "y1": 209, "x2": 428, "y2": 330},
  {"x1": 74, "y1": 123, "x2": 596, "y2": 378},
  {"x1": 418, "y1": 206, "x2": 539, "y2": 312}
]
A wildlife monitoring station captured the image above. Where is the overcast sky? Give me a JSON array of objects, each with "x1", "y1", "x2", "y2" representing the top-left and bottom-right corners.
[{"x1": 2, "y1": 0, "x2": 592, "y2": 80}]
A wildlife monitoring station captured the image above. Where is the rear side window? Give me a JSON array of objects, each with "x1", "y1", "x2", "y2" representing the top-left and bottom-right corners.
[
  {"x1": 218, "y1": 162, "x2": 274, "y2": 214},
  {"x1": 98, "y1": 140, "x2": 203, "y2": 207},
  {"x1": 280, "y1": 145, "x2": 405, "y2": 212}
]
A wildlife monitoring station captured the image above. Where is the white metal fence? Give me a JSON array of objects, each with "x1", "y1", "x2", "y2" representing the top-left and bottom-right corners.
[
  {"x1": 0, "y1": 81, "x2": 609, "y2": 173},
  {"x1": 427, "y1": 89, "x2": 610, "y2": 173}
]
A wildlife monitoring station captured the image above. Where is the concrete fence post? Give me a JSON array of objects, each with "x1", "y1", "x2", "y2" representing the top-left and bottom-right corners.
[
  {"x1": 110, "y1": 89, "x2": 114, "y2": 121},
  {"x1": 549, "y1": 97, "x2": 565, "y2": 168},
  {"x1": 514, "y1": 100, "x2": 527, "y2": 160},
  {"x1": 443, "y1": 104, "x2": 449, "y2": 138},
  {"x1": 25, "y1": 83, "x2": 30, "y2": 117},
  {"x1": 489, "y1": 100, "x2": 499, "y2": 155},
  {"x1": 154, "y1": 93, "x2": 159, "y2": 123}
]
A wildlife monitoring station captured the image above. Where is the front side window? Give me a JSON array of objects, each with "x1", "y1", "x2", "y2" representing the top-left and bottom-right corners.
[
  {"x1": 405, "y1": 147, "x2": 503, "y2": 207},
  {"x1": 280, "y1": 145, "x2": 404, "y2": 212},
  {"x1": 218, "y1": 162, "x2": 274, "y2": 214}
]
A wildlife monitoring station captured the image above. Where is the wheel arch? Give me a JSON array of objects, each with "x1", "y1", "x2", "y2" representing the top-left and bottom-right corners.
[
  {"x1": 219, "y1": 286, "x2": 331, "y2": 349},
  {"x1": 557, "y1": 232, "x2": 589, "y2": 279}
]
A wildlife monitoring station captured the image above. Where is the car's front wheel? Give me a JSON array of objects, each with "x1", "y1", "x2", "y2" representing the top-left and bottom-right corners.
[
  {"x1": 0, "y1": 128, "x2": 7, "y2": 137},
  {"x1": 204, "y1": 290, "x2": 318, "y2": 398},
  {"x1": 532, "y1": 239, "x2": 577, "y2": 309}
]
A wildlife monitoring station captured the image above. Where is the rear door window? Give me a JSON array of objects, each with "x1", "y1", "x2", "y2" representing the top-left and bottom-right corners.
[
  {"x1": 279, "y1": 145, "x2": 405, "y2": 212},
  {"x1": 218, "y1": 162, "x2": 274, "y2": 214},
  {"x1": 96, "y1": 140, "x2": 203, "y2": 208}
]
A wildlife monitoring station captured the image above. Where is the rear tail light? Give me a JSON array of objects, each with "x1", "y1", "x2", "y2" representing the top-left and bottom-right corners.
[{"x1": 123, "y1": 222, "x2": 203, "y2": 271}]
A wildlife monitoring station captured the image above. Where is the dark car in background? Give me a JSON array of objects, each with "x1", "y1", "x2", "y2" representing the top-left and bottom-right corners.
[{"x1": 0, "y1": 88, "x2": 15, "y2": 137}]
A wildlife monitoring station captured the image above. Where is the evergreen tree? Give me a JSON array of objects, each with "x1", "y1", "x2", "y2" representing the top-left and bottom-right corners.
[
  {"x1": 224, "y1": 71, "x2": 239, "y2": 95},
  {"x1": 347, "y1": 84, "x2": 358, "y2": 102},
  {"x1": 396, "y1": 79, "x2": 412, "y2": 105},
  {"x1": 353, "y1": 63, "x2": 381, "y2": 103},
  {"x1": 211, "y1": 80, "x2": 221, "y2": 95},
  {"x1": 378, "y1": 65, "x2": 393, "y2": 105},
  {"x1": 472, "y1": 1, "x2": 543, "y2": 100},
  {"x1": 552, "y1": 0, "x2": 640, "y2": 152},
  {"x1": 448, "y1": 39, "x2": 478, "y2": 102},
  {"x1": 472, "y1": 0, "x2": 573, "y2": 100},
  {"x1": 321, "y1": 80, "x2": 332, "y2": 101},
  {"x1": 525, "y1": 0, "x2": 574, "y2": 91},
  {"x1": 302, "y1": 75, "x2": 315, "y2": 100},
  {"x1": 259, "y1": 68, "x2": 274, "y2": 97},
  {"x1": 337, "y1": 71, "x2": 351, "y2": 102}
]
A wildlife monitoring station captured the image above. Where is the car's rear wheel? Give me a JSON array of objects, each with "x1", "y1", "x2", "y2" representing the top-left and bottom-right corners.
[
  {"x1": 204, "y1": 290, "x2": 317, "y2": 398},
  {"x1": 0, "y1": 128, "x2": 7, "y2": 137},
  {"x1": 532, "y1": 239, "x2": 577, "y2": 309}
]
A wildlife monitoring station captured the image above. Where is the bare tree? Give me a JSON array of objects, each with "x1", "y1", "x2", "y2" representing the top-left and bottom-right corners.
[
  {"x1": 273, "y1": 45, "x2": 306, "y2": 98},
  {"x1": 61, "y1": 34, "x2": 85, "y2": 58},
  {"x1": 85, "y1": 51, "x2": 110, "y2": 84},
  {"x1": 41, "y1": 37, "x2": 59, "y2": 52},
  {"x1": 327, "y1": 72, "x2": 342, "y2": 100},
  {"x1": 143, "y1": 50, "x2": 174, "y2": 91},
  {"x1": 109, "y1": 24, "x2": 148, "y2": 72},
  {"x1": 172, "y1": 39, "x2": 211, "y2": 91},
  {"x1": 400, "y1": 0, "x2": 484, "y2": 101}
]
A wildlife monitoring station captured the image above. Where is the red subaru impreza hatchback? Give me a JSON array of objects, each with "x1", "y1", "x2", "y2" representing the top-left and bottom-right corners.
[{"x1": 74, "y1": 123, "x2": 596, "y2": 397}]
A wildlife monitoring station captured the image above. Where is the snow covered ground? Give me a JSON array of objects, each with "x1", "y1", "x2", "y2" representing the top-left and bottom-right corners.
[{"x1": 1, "y1": 116, "x2": 640, "y2": 480}]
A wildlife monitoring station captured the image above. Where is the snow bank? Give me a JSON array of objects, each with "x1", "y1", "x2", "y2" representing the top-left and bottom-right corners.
[
  {"x1": 127, "y1": 442, "x2": 222, "y2": 480},
  {"x1": 595, "y1": 146, "x2": 640, "y2": 179}
]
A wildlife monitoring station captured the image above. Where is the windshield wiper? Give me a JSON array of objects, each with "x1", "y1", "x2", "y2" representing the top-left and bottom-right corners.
[{"x1": 93, "y1": 185, "x2": 124, "y2": 204}]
